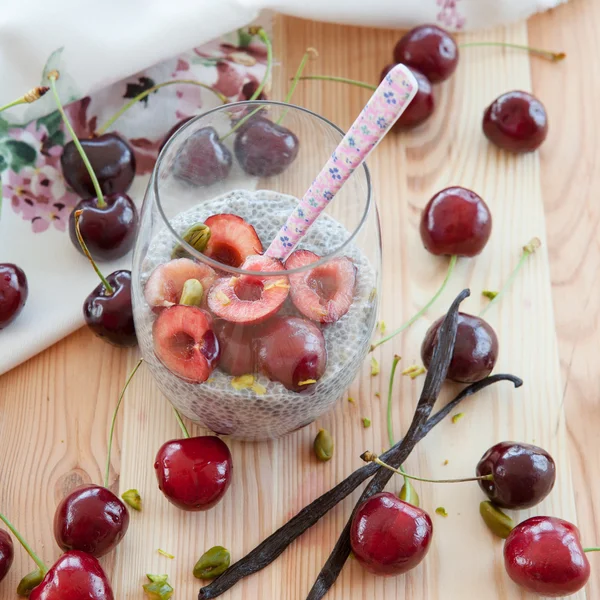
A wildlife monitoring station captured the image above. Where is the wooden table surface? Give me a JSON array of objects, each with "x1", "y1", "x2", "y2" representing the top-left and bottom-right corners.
[{"x1": 1, "y1": 1, "x2": 599, "y2": 599}]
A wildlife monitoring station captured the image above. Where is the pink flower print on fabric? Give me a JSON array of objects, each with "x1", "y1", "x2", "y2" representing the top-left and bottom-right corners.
[
  {"x1": 437, "y1": 0, "x2": 466, "y2": 30},
  {"x1": 265, "y1": 64, "x2": 418, "y2": 262}
]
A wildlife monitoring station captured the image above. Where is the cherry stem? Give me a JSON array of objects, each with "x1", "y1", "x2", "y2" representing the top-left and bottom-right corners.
[
  {"x1": 479, "y1": 238, "x2": 540, "y2": 317},
  {"x1": 276, "y1": 47, "x2": 318, "y2": 125},
  {"x1": 172, "y1": 406, "x2": 191, "y2": 439},
  {"x1": 74, "y1": 210, "x2": 114, "y2": 295},
  {"x1": 105, "y1": 358, "x2": 144, "y2": 488},
  {"x1": 584, "y1": 547, "x2": 600, "y2": 553},
  {"x1": 95, "y1": 80, "x2": 229, "y2": 136},
  {"x1": 371, "y1": 255, "x2": 458, "y2": 351},
  {"x1": 386, "y1": 354, "x2": 402, "y2": 448},
  {"x1": 0, "y1": 86, "x2": 49, "y2": 113},
  {"x1": 47, "y1": 71, "x2": 107, "y2": 208},
  {"x1": 0, "y1": 513, "x2": 47, "y2": 575},
  {"x1": 361, "y1": 453, "x2": 493, "y2": 484},
  {"x1": 298, "y1": 75, "x2": 377, "y2": 91},
  {"x1": 459, "y1": 41, "x2": 566, "y2": 63}
]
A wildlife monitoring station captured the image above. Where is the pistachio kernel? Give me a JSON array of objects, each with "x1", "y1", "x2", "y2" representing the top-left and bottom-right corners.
[
  {"x1": 17, "y1": 569, "x2": 45, "y2": 597},
  {"x1": 314, "y1": 429, "x2": 334, "y2": 462},
  {"x1": 179, "y1": 279, "x2": 204, "y2": 306},
  {"x1": 479, "y1": 501, "x2": 515, "y2": 539},
  {"x1": 435, "y1": 506, "x2": 448, "y2": 517},
  {"x1": 172, "y1": 223, "x2": 211, "y2": 259},
  {"x1": 399, "y1": 480, "x2": 420, "y2": 507},
  {"x1": 451, "y1": 412, "x2": 465, "y2": 424},
  {"x1": 122, "y1": 489, "x2": 142, "y2": 511},
  {"x1": 362, "y1": 417, "x2": 371, "y2": 428},
  {"x1": 143, "y1": 574, "x2": 173, "y2": 600},
  {"x1": 193, "y1": 546, "x2": 231, "y2": 580},
  {"x1": 370, "y1": 356, "x2": 380, "y2": 376}
]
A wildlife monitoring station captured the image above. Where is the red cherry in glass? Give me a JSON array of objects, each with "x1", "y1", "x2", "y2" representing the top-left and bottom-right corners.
[
  {"x1": 84, "y1": 270, "x2": 137, "y2": 347},
  {"x1": 61, "y1": 133, "x2": 136, "y2": 198},
  {"x1": 0, "y1": 529, "x2": 13, "y2": 582},
  {"x1": 234, "y1": 117, "x2": 299, "y2": 177},
  {"x1": 154, "y1": 436, "x2": 233, "y2": 511},
  {"x1": 476, "y1": 441, "x2": 556, "y2": 510},
  {"x1": 68, "y1": 194, "x2": 138, "y2": 261},
  {"x1": 421, "y1": 312, "x2": 498, "y2": 383},
  {"x1": 393, "y1": 25, "x2": 459, "y2": 83},
  {"x1": 53, "y1": 484, "x2": 130, "y2": 558},
  {"x1": 420, "y1": 186, "x2": 492, "y2": 257},
  {"x1": 504, "y1": 517, "x2": 591, "y2": 597},
  {"x1": 0, "y1": 263, "x2": 28, "y2": 329},
  {"x1": 29, "y1": 550, "x2": 114, "y2": 600},
  {"x1": 483, "y1": 91, "x2": 548, "y2": 153},
  {"x1": 381, "y1": 65, "x2": 434, "y2": 129},
  {"x1": 350, "y1": 492, "x2": 433, "y2": 576}
]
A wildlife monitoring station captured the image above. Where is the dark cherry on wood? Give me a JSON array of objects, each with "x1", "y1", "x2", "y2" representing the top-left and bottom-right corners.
[{"x1": 0, "y1": 529, "x2": 13, "y2": 582}]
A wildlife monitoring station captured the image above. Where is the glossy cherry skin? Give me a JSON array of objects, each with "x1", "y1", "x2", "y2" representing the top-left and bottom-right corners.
[
  {"x1": 483, "y1": 91, "x2": 548, "y2": 153},
  {"x1": 68, "y1": 194, "x2": 138, "y2": 261},
  {"x1": 421, "y1": 312, "x2": 498, "y2": 383},
  {"x1": 0, "y1": 263, "x2": 28, "y2": 329},
  {"x1": 154, "y1": 436, "x2": 233, "y2": 511},
  {"x1": 420, "y1": 186, "x2": 492, "y2": 257},
  {"x1": 393, "y1": 25, "x2": 458, "y2": 83},
  {"x1": 61, "y1": 133, "x2": 136, "y2": 198},
  {"x1": 350, "y1": 492, "x2": 433, "y2": 576},
  {"x1": 476, "y1": 441, "x2": 556, "y2": 510},
  {"x1": 0, "y1": 529, "x2": 14, "y2": 582},
  {"x1": 30, "y1": 550, "x2": 114, "y2": 600},
  {"x1": 504, "y1": 517, "x2": 590, "y2": 597},
  {"x1": 84, "y1": 270, "x2": 137, "y2": 347},
  {"x1": 234, "y1": 117, "x2": 299, "y2": 177},
  {"x1": 53, "y1": 484, "x2": 130, "y2": 558},
  {"x1": 381, "y1": 65, "x2": 434, "y2": 129}
]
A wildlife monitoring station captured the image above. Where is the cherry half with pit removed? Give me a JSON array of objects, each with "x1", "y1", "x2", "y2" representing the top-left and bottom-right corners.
[
  {"x1": 154, "y1": 435, "x2": 233, "y2": 511},
  {"x1": 421, "y1": 312, "x2": 498, "y2": 383},
  {"x1": 0, "y1": 263, "x2": 28, "y2": 330},
  {"x1": 0, "y1": 529, "x2": 13, "y2": 582},
  {"x1": 350, "y1": 492, "x2": 433, "y2": 576},
  {"x1": 203, "y1": 213, "x2": 263, "y2": 268}
]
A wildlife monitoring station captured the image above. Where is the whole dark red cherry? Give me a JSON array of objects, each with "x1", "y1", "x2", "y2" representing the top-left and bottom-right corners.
[
  {"x1": 234, "y1": 117, "x2": 299, "y2": 177},
  {"x1": 30, "y1": 550, "x2": 114, "y2": 600},
  {"x1": 421, "y1": 312, "x2": 498, "y2": 383},
  {"x1": 476, "y1": 441, "x2": 556, "y2": 510},
  {"x1": 53, "y1": 484, "x2": 129, "y2": 558},
  {"x1": 483, "y1": 91, "x2": 548, "y2": 153},
  {"x1": 381, "y1": 65, "x2": 434, "y2": 129},
  {"x1": 420, "y1": 186, "x2": 492, "y2": 257},
  {"x1": 68, "y1": 193, "x2": 138, "y2": 261},
  {"x1": 159, "y1": 117, "x2": 193, "y2": 153},
  {"x1": 393, "y1": 25, "x2": 459, "y2": 83},
  {"x1": 350, "y1": 492, "x2": 433, "y2": 576},
  {"x1": 84, "y1": 270, "x2": 137, "y2": 347},
  {"x1": 504, "y1": 517, "x2": 590, "y2": 597},
  {"x1": 241, "y1": 80, "x2": 267, "y2": 101},
  {"x1": 172, "y1": 126, "x2": 232, "y2": 186},
  {"x1": 61, "y1": 133, "x2": 136, "y2": 198},
  {"x1": 0, "y1": 529, "x2": 13, "y2": 582},
  {"x1": 154, "y1": 436, "x2": 233, "y2": 511},
  {"x1": 0, "y1": 263, "x2": 28, "y2": 329}
]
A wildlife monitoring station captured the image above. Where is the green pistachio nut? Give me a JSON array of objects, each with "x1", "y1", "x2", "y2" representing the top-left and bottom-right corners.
[
  {"x1": 193, "y1": 545, "x2": 231, "y2": 580},
  {"x1": 122, "y1": 489, "x2": 142, "y2": 511},
  {"x1": 143, "y1": 574, "x2": 173, "y2": 600},
  {"x1": 179, "y1": 279, "x2": 204, "y2": 307},
  {"x1": 172, "y1": 223, "x2": 211, "y2": 259},
  {"x1": 313, "y1": 429, "x2": 334, "y2": 462},
  {"x1": 479, "y1": 501, "x2": 515, "y2": 539},
  {"x1": 17, "y1": 569, "x2": 45, "y2": 597}
]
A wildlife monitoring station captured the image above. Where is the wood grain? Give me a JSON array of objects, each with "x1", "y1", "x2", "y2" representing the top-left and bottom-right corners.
[{"x1": 0, "y1": 4, "x2": 597, "y2": 599}]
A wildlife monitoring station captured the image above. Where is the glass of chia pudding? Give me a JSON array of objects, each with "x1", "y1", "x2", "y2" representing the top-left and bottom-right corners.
[{"x1": 132, "y1": 101, "x2": 381, "y2": 440}]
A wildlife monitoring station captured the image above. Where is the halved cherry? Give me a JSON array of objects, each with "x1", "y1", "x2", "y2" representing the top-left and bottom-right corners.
[
  {"x1": 207, "y1": 255, "x2": 289, "y2": 325},
  {"x1": 213, "y1": 319, "x2": 261, "y2": 376},
  {"x1": 153, "y1": 305, "x2": 220, "y2": 383},
  {"x1": 285, "y1": 250, "x2": 356, "y2": 324},
  {"x1": 203, "y1": 214, "x2": 263, "y2": 268},
  {"x1": 144, "y1": 258, "x2": 216, "y2": 309}
]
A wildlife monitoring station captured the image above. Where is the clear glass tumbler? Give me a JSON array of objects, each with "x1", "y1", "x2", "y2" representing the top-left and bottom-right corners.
[{"x1": 132, "y1": 101, "x2": 381, "y2": 440}]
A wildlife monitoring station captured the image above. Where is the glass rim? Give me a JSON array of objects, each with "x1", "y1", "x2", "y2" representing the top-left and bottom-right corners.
[{"x1": 153, "y1": 100, "x2": 373, "y2": 277}]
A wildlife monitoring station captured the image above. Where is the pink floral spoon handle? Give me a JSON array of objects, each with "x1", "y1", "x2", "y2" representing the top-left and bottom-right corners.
[{"x1": 266, "y1": 64, "x2": 418, "y2": 262}]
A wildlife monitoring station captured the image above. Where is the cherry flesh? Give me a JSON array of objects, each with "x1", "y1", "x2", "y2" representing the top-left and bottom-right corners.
[
  {"x1": 421, "y1": 312, "x2": 498, "y2": 383},
  {"x1": 420, "y1": 186, "x2": 492, "y2": 257},
  {"x1": 483, "y1": 91, "x2": 548, "y2": 153},
  {"x1": 30, "y1": 550, "x2": 114, "y2": 600},
  {"x1": 504, "y1": 517, "x2": 590, "y2": 597},
  {"x1": 476, "y1": 441, "x2": 556, "y2": 510},
  {"x1": 381, "y1": 65, "x2": 434, "y2": 129},
  {"x1": 350, "y1": 492, "x2": 433, "y2": 576},
  {"x1": 84, "y1": 270, "x2": 137, "y2": 347},
  {"x1": 53, "y1": 484, "x2": 130, "y2": 558},
  {"x1": 69, "y1": 193, "x2": 138, "y2": 261},
  {"x1": 0, "y1": 263, "x2": 28, "y2": 329},
  {"x1": 0, "y1": 529, "x2": 13, "y2": 582},
  {"x1": 154, "y1": 436, "x2": 233, "y2": 511},
  {"x1": 393, "y1": 25, "x2": 459, "y2": 83},
  {"x1": 61, "y1": 133, "x2": 136, "y2": 198},
  {"x1": 234, "y1": 117, "x2": 299, "y2": 177}
]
